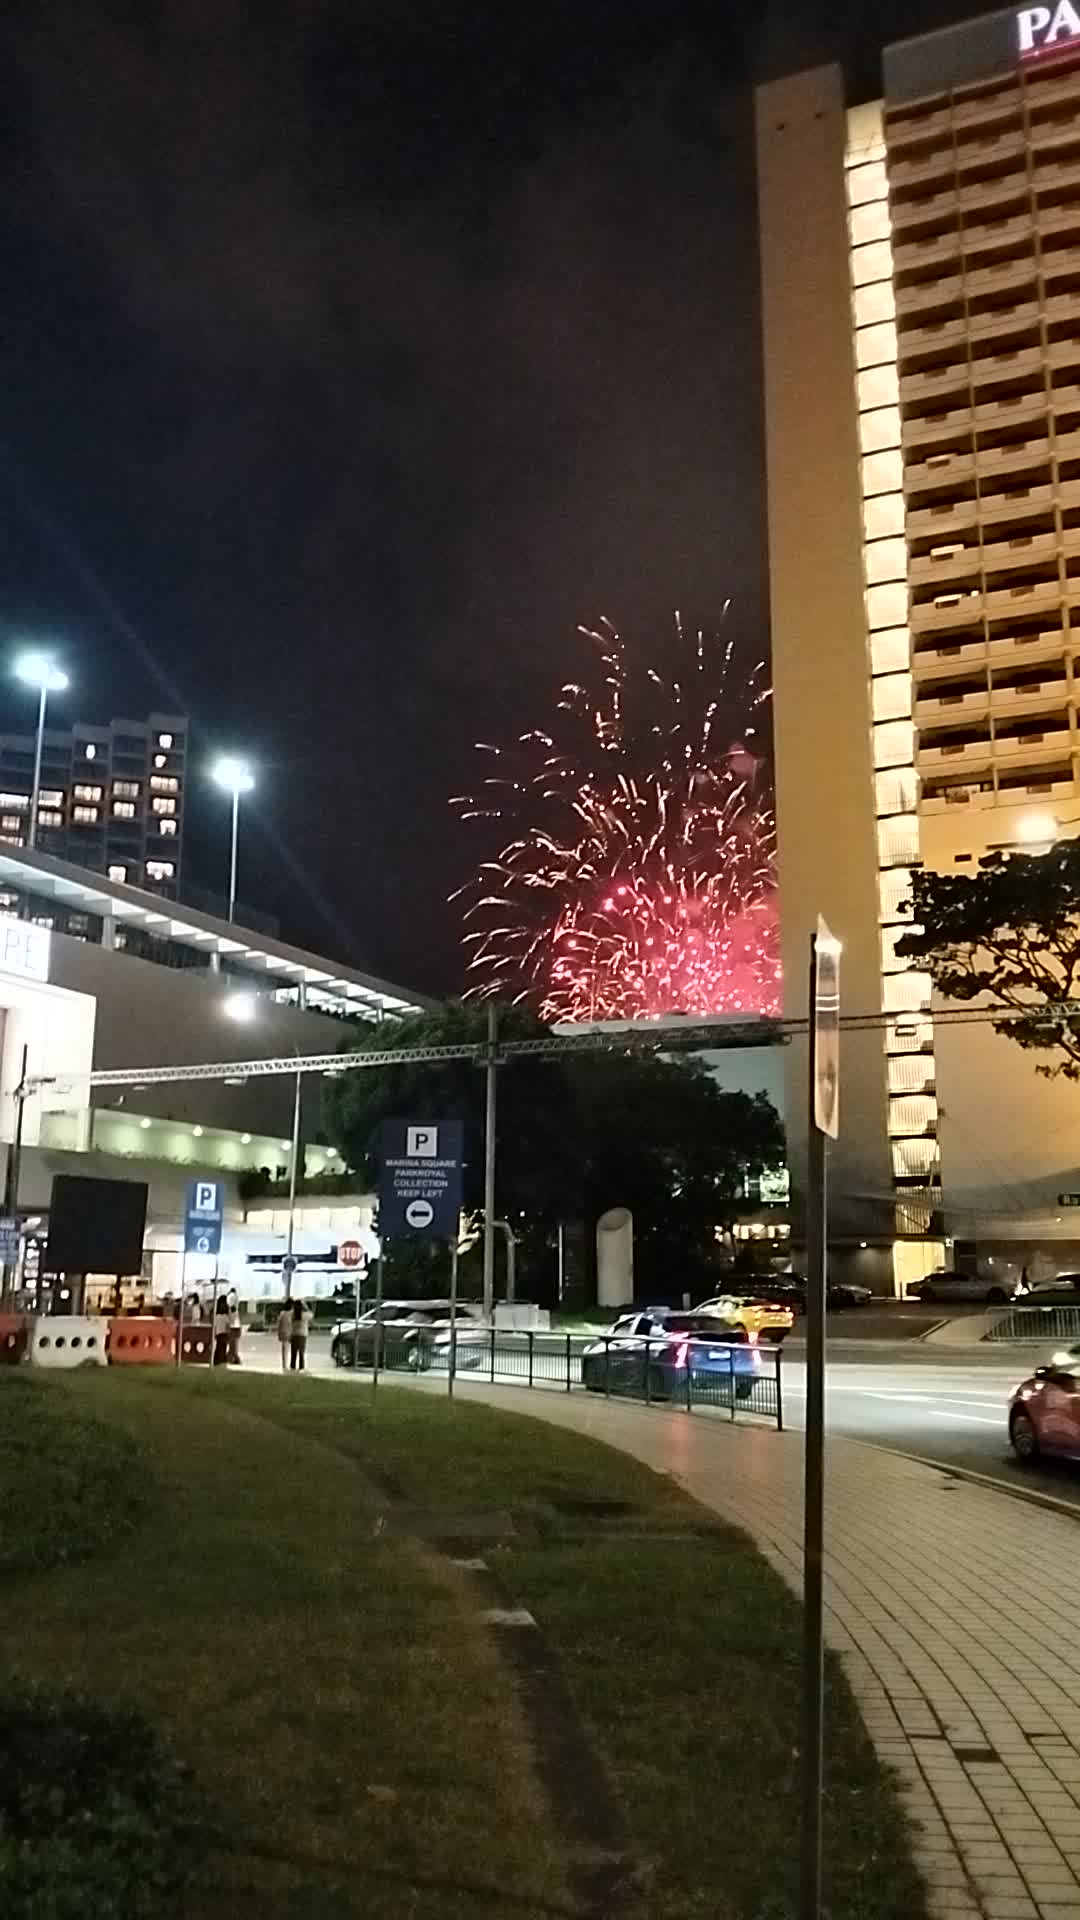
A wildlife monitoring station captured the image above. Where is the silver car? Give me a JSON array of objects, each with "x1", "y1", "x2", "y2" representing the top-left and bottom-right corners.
[{"x1": 906, "y1": 1267, "x2": 1021, "y2": 1306}]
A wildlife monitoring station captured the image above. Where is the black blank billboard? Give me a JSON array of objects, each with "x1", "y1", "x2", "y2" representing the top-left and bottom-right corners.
[{"x1": 46, "y1": 1175, "x2": 148, "y2": 1276}]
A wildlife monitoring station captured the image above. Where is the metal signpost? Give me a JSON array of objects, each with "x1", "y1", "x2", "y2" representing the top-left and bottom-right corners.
[
  {"x1": 177, "y1": 1180, "x2": 224, "y2": 1369},
  {"x1": 377, "y1": 1120, "x2": 464, "y2": 1396},
  {"x1": 802, "y1": 918, "x2": 840, "y2": 1920}
]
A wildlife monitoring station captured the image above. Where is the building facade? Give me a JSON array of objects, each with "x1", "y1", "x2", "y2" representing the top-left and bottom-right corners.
[
  {"x1": 0, "y1": 712, "x2": 187, "y2": 897},
  {"x1": 757, "y1": 8, "x2": 1080, "y2": 1289}
]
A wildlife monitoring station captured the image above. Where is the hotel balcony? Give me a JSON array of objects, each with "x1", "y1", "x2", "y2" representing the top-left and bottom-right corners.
[
  {"x1": 989, "y1": 675, "x2": 1070, "y2": 721},
  {"x1": 988, "y1": 628, "x2": 1068, "y2": 672},
  {"x1": 909, "y1": 543, "x2": 981, "y2": 590},
  {"x1": 889, "y1": 146, "x2": 958, "y2": 191},
  {"x1": 956, "y1": 166, "x2": 1029, "y2": 215},
  {"x1": 909, "y1": 589, "x2": 983, "y2": 633},
  {"x1": 915, "y1": 685, "x2": 990, "y2": 724},
  {"x1": 889, "y1": 184, "x2": 961, "y2": 234},
  {"x1": 893, "y1": 228, "x2": 961, "y2": 274},
  {"x1": 902, "y1": 406, "x2": 975, "y2": 451},
  {"x1": 916, "y1": 733, "x2": 994, "y2": 774},
  {"x1": 894, "y1": 272, "x2": 965, "y2": 319},
  {"x1": 912, "y1": 638, "x2": 987, "y2": 681},
  {"x1": 992, "y1": 722, "x2": 1073, "y2": 763},
  {"x1": 905, "y1": 447, "x2": 977, "y2": 498}
]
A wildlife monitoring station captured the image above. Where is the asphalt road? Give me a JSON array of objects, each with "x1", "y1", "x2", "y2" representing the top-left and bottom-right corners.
[{"x1": 782, "y1": 1345, "x2": 1080, "y2": 1511}]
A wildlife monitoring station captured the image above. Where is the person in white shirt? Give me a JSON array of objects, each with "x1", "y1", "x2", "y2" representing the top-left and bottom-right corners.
[
  {"x1": 276, "y1": 1300, "x2": 293, "y2": 1372},
  {"x1": 289, "y1": 1298, "x2": 312, "y2": 1372}
]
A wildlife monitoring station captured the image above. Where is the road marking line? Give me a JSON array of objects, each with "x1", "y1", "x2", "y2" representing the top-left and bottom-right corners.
[{"x1": 927, "y1": 1411, "x2": 1001, "y2": 1426}]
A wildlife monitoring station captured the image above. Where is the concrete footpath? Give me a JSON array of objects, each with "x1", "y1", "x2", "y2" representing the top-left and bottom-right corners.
[{"x1": 439, "y1": 1382, "x2": 1080, "y2": 1920}]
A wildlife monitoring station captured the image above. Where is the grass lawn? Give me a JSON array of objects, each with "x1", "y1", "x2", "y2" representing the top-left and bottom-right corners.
[{"x1": 0, "y1": 1369, "x2": 926, "y2": 1920}]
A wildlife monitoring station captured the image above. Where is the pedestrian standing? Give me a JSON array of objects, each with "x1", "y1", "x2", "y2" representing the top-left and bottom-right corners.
[
  {"x1": 289, "y1": 1298, "x2": 311, "y2": 1372},
  {"x1": 277, "y1": 1298, "x2": 293, "y2": 1373},
  {"x1": 212, "y1": 1292, "x2": 230, "y2": 1369}
]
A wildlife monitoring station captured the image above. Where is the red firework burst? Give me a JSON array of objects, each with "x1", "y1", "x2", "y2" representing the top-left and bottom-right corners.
[{"x1": 451, "y1": 612, "x2": 781, "y2": 1022}]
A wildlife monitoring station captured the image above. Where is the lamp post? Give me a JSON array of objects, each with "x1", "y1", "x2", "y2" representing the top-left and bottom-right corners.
[
  {"x1": 15, "y1": 653, "x2": 69, "y2": 849},
  {"x1": 211, "y1": 756, "x2": 255, "y2": 922},
  {"x1": 222, "y1": 991, "x2": 302, "y2": 1296}
]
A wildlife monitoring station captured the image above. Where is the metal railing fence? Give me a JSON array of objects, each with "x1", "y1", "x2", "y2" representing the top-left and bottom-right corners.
[{"x1": 330, "y1": 1324, "x2": 783, "y2": 1429}]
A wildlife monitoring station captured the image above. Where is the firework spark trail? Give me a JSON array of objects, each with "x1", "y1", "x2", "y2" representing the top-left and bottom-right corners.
[{"x1": 450, "y1": 613, "x2": 781, "y2": 1022}]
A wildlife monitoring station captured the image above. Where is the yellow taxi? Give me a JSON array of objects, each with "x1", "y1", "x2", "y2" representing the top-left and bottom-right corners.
[{"x1": 696, "y1": 1291, "x2": 795, "y2": 1345}]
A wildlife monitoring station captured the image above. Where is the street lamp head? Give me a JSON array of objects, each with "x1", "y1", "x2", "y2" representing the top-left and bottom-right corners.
[
  {"x1": 211, "y1": 754, "x2": 255, "y2": 797},
  {"x1": 222, "y1": 990, "x2": 258, "y2": 1024},
  {"x1": 15, "y1": 652, "x2": 68, "y2": 695},
  {"x1": 1016, "y1": 812, "x2": 1057, "y2": 847}
]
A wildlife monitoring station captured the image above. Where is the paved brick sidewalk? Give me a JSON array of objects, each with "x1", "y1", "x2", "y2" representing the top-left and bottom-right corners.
[{"x1": 446, "y1": 1383, "x2": 1080, "y2": 1920}]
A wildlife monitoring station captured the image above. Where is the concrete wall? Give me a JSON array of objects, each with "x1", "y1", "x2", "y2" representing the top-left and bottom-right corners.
[
  {"x1": 47, "y1": 931, "x2": 354, "y2": 1137},
  {"x1": 755, "y1": 66, "x2": 893, "y2": 1243}
]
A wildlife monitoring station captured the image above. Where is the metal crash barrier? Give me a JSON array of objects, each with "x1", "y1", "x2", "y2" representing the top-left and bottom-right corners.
[
  {"x1": 987, "y1": 1304, "x2": 1080, "y2": 1345},
  {"x1": 30, "y1": 1315, "x2": 109, "y2": 1369}
]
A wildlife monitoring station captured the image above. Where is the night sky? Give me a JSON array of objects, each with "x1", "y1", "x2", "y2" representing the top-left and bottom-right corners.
[{"x1": 0, "y1": 1, "x2": 981, "y2": 995}]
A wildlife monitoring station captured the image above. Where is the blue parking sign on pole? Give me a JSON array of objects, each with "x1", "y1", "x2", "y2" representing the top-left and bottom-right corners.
[
  {"x1": 184, "y1": 1178, "x2": 224, "y2": 1257},
  {"x1": 378, "y1": 1121, "x2": 463, "y2": 1237}
]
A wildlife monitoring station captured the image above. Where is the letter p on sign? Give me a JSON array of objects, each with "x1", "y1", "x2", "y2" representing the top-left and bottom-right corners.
[
  {"x1": 406, "y1": 1125, "x2": 438, "y2": 1158},
  {"x1": 195, "y1": 1182, "x2": 217, "y2": 1212}
]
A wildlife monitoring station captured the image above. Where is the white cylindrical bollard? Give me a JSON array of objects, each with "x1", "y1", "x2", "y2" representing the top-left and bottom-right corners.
[{"x1": 596, "y1": 1207, "x2": 633, "y2": 1310}]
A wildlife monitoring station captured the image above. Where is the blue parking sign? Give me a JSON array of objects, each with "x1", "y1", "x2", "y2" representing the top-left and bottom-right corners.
[
  {"x1": 378, "y1": 1120, "x2": 463, "y2": 1237},
  {"x1": 184, "y1": 1178, "x2": 224, "y2": 1256}
]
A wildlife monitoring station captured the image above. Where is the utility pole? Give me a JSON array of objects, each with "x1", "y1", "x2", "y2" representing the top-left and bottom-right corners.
[{"x1": 482, "y1": 1002, "x2": 498, "y2": 1318}]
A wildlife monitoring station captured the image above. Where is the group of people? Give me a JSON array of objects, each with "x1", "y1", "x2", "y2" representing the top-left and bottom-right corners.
[{"x1": 276, "y1": 1298, "x2": 313, "y2": 1371}]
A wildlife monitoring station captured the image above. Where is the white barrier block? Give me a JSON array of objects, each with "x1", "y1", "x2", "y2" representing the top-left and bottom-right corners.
[{"x1": 30, "y1": 1315, "x2": 109, "y2": 1369}]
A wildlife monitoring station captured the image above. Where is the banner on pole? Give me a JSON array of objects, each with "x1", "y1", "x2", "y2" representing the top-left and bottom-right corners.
[{"x1": 811, "y1": 918, "x2": 841, "y2": 1140}]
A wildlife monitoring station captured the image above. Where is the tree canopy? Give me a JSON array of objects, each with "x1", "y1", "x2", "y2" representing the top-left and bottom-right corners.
[
  {"x1": 898, "y1": 839, "x2": 1080, "y2": 1080},
  {"x1": 322, "y1": 1003, "x2": 784, "y2": 1296}
]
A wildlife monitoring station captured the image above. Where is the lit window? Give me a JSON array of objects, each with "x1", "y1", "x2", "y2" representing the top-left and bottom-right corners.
[
  {"x1": 107, "y1": 864, "x2": 127, "y2": 884},
  {"x1": 158, "y1": 818, "x2": 177, "y2": 836},
  {"x1": 152, "y1": 753, "x2": 166, "y2": 770},
  {"x1": 113, "y1": 800, "x2": 136, "y2": 819},
  {"x1": 72, "y1": 805, "x2": 99, "y2": 824},
  {"x1": 149, "y1": 775, "x2": 178, "y2": 793},
  {"x1": 151, "y1": 796, "x2": 176, "y2": 816},
  {"x1": 146, "y1": 860, "x2": 175, "y2": 881},
  {"x1": 38, "y1": 809, "x2": 63, "y2": 828},
  {"x1": 113, "y1": 780, "x2": 140, "y2": 798},
  {"x1": 39, "y1": 790, "x2": 63, "y2": 807},
  {"x1": 84, "y1": 743, "x2": 97, "y2": 760},
  {"x1": 0, "y1": 833, "x2": 21, "y2": 847},
  {"x1": 0, "y1": 794, "x2": 27, "y2": 810},
  {"x1": 1, "y1": 816, "x2": 21, "y2": 832},
  {"x1": 73, "y1": 784, "x2": 102, "y2": 802},
  {"x1": 157, "y1": 732, "x2": 174, "y2": 750}
]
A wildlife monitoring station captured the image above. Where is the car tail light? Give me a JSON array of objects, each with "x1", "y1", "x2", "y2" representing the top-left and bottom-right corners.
[
  {"x1": 747, "y1": 1329, "x2": 759, "y2": 1345},
  {"x1": 674, "y1": 1341, "x2": 689, "y2": 1368}
]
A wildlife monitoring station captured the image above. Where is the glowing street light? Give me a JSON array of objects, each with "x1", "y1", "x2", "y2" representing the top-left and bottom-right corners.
[
  {"x1": 1015, "y1": 812, "x2": 1057, "y2": 849},
  {"x1": 210, "y1": 755, "x2": 255, "y2": 922},
  {"x1": 15, "y1": 652, "x2": 69, "y2": 849}
]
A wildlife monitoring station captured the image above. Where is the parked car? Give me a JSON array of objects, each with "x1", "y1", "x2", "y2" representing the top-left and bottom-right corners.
[
  {"x1": 738, "y1": 1275, "x2": 873, "y2": 1313},
  {"x1": 1021, "y1": 1273, "x2": 1080, "y2": 1306},
  {"x1": 330, "y1": 1300, "x2": 483, "y2": 1370},
  {"x1": 905, "y1": 1268, "x2": 1021, "y2": 1306},
  {"x1": 1009, "y1": 1347, "x2": 1080, "y2": 1462},
  {"x1": 580, "y1": 1311, "x2": 761, "y2": 1400},
  {"x1": 695, "y1": 1291, "x2": 795, "y2": 1344}
]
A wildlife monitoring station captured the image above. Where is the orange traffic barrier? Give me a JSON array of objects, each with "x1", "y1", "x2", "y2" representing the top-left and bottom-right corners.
[
  {"x1": 177, "y1": 1322, "x2": 213, "y2": 1366},
  {"x1": 107, "y1": 1317, "x2": 178, "y2": 1365},
  {"x1": 0, "y1": 1311, "x2": 29, "y2": 1365}
]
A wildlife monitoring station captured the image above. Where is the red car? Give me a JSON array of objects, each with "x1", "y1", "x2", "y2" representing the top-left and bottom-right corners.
[{"x1": 1009, "y1": 1348, "x2": 1080, "y2": 1463}]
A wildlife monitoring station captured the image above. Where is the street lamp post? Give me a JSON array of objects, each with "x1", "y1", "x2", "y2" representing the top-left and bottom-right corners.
[
  {"x1": 222, "y1": 990, "x2": 303, "y2": 1297},
  {"x1": 211, "y1": 756, "x2": 255, "y2": 922},
  {"x1": 15, "y1": 653, "x2": 69, "y2": 849}
]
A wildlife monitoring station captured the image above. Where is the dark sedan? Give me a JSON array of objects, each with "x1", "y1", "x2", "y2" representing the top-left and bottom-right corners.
[
  {"x1": 330, "y1": 1301, "x2": 483, "y2": 1370},
  {"x1": 580, "y1": 1311, "x2": 761, "y2": 1401}
]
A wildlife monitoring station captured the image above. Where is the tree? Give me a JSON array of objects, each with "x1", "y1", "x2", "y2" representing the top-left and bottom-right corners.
[
  {"x1": 898, "y1": 839, "x2": 1080, "y2": 1080},
  {"x1": 323, "y1": 1002, "x2": 785, "y2": 1298}
]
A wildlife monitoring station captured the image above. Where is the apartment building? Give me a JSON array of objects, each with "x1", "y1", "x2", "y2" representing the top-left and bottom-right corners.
[
  {"x1": 757, "y1": 8, "x2": 1080, "y2": 1288},
  {"x1": 0, "y1": 713, "x2": 187, "y2": 898}
]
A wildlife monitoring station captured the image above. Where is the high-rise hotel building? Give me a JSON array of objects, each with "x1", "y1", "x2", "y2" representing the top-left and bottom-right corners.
[{"x1": 757, "y1": 9, "x2": 1080, "y2": 1289}]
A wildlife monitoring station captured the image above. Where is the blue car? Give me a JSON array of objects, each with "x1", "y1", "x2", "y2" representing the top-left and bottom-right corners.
[{"x1": 580, "y1": 1310, "x2": 761, "y2": 1401}]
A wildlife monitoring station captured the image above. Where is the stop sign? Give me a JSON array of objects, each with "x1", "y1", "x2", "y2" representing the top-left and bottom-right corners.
[{"x1": 340, "y1": 1240, "x2": 362, "y2": 1269}]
